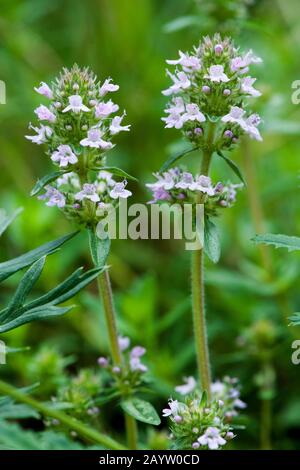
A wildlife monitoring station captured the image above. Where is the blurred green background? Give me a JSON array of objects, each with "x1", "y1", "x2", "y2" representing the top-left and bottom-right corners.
[{"x1": 1, "y1": 0, "x2": 300, "y2": 450}]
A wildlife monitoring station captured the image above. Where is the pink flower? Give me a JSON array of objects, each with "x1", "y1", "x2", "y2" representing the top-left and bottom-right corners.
[
  {"x1": 183, "y1": 103, "x2": 206, "y2": 123},
  {"x1": 109, "y1": 115, "x2": 131, "y2": 135},
  {"x1": 80, "y1": 128, "x2": 113, "y2": 149},
  {"x1": 198, "y1": 427, "x2": 226, "y2": 450},
  {"x1": 38, "y1": 186, "x2": 66, "y2": 208},
  {"x1": 221, "y1": 106, "x2": 245, "y2": 126},
  {"x1": 175, "y1": 376, "x2": 197, "y2": 395},
  {"x1": 34, "y1": 105, "x2": 56, "y2": 122},
  {"x1": 51, "y1": 145, "x2": 78, "y2": 167},
  {"x1": 240, "y1": 77, "x2": 261, "y2": 97},
  {"x1": 205, "y1": 65, "x2": 230, "y2": 83},
  {"x1": 34, "y1": 82, "x2": 53, "y2": 99},
  {"x1": 25, "y1": 124, "x2": 52, "y2": 144},
  {"x1": 99, "y1": 78, "x2": 119, "y2": 97},
  {"x1": 118, "y1": 336, "x2": 130, "y2": 351},
  {"x1": 166, "y1": 51, "x2": 201, "y2": 71},
  {"x1": 63, "y1": 95, "x2": 90, "y2": 113},
  {"x1": 110, "y1": 181, "x2": 132, "y2": 199},
  {"x1": 95, "y1": 100, "x2": 119, "y2": 118},
  {"x1": 162, "y1": 112, "x2": 185, "y2": 129},
  {"x1": 162, "y1": 71, "x2": 191, "y2": 96},
  {"x1": 75, "y1": 183, "x2": 100, "y2": 202}
]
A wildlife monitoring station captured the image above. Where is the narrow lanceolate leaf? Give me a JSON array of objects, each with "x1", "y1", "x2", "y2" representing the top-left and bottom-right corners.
[
  {"x1": 0, "y1": 306, "x2": 72, "y2": 333},
  {"x1": 217, "y1": 151, "x2": 246, "y2": 185},
  {"x1": 0, "y1": 231, "x2": 78, "y2": 283},
  {"x1": 121, "y1": 398, "x2": 161, "y2": 426},
  {"x1": 289, "y1": 313, "x2": 300, "y2": 326},
  {"x1": 5, "y1": 257, "x2": 46, "y2": 320},
  {"x1": 204, "y1": 217, "x2": 221, "y2": 264},
  {"x1": 163, "y1": 15, "x2": 200, "y2": 33},
  {"x1": 0, "y1": 266, "x2": 103, "y2": 332},
  {"x1": 97, "y1": 166, "x2": 138, "y2": 182},
  {"x1": 160, "y1": 145, "x2": 199, "y2": 173},
  {"x1": 88, "y1": 227, "x2": 110, "y2": 268},
  {"x1": 30, "y1": 171, "x2": 67, "y2": 196},
  {"x1": 252, "y1": 233, "x2": 300, "y2": 252},
  {"x1": 0, "y1": 208, "x2": 23, "y2": 237}
]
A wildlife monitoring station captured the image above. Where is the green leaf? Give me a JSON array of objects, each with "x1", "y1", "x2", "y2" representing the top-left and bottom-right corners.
[
  {"x1": 93, "y1": 166, "x2": 137, "y2": 182},
  {"x1": 200, "y1": 390, "x2": 207, "y2": 407},
  {"x1": 0, "y1": 208, "x2": 23, "y2": 237},
  {"x1": 160, "y1": 146, "x2": 199, "y2": 173},
  {"x1": 5, "y1": 257, "x2": 46, "y2": 318},
  {"x1": 289, "y1": 313, "x2": 300, "y2": 326},
  {"x1": 217, "y1": 151, "x2": 246, "y2": 185},
  {"x1": 252, "y1": 233, "x2": 300, "y2": 252},
  {"x1": 0, "y1": 231, "x2": 78, "y2": 283},
  {"x1": 30, "y1": 171, "x2": 67, "y2": 196},
  {"x1": 0, "y1": 305, "x2": 72, "y2": 333},
  {"x1": 204, "y1": 217, "x2": 221, "y2": 263},
  {"x1": 121, "y1": 398, "x2": 161, "y2": 426},
  {"x1": 88, "y1": 227, "x2": 110, "y2": 267}
]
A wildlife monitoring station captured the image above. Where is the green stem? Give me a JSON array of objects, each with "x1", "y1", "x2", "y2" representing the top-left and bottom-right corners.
[
  {"x1": 0, "y1": 379, "x2": 126, "y2": 450},
  {"x1": 260, "y1": 398, "x2": 272, "y2": 450},
  {"x1": 90, "y1": 233, "x2": 138, "y2": 449},
  {"x1": 191, "y1": 126, "x2": 214, "y2": 399},
  {"x1": 97, "y1": 271, "x2": 122, "y2": 365},
  {"x1": 125, "y1": 412, "x2": 138, "y2": 450}
]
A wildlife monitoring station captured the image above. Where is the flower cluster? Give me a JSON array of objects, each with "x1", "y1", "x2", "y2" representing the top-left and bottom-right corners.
[
  {"x1": 162, "y1": 34, "x2": 262, "y2": 150},
  {"x1": 163, "y1": 376, "x2": 246, "y2": 450},
  {"x1": 97, "y1": 336, "x2": 148, "y2": 394},
  {"x1": 162, "y1": 393, "x2": 234, "y2": 450},
  {"x1": 26, "y1": 65, "x2": 132, "y2": 226},
  {"x1": 146, "y1": 167, "x2": 242, "y2": 212}
]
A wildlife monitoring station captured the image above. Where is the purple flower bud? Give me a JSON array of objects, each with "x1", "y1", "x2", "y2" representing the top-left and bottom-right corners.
[
  {"x1": 194, "y1": 127, "x2": 203, "y2": 136},
  {"x1": 72, "y1": 203, "x2": 81, "y2": 210},
  {"x1": 219, "y1": 200, "x2": 228, "y2": 207},
  {"x1": 224, "y1": 130, "x2": 233, "y2": 138},
  {"x1": 232, "y1": 137, "x2": 238, "y2": 143},
  {"x1": 97, "y1": 357, "x2": 108, "y2": 367},
  {"x1": 192, "y1": 427, "x2": 199, "y2": 434},
  {"x1": 177, "y1": 193, "x2": 186, "y2": 200},
  {"x1": 112, "y1": 366, "x2": 121, "y2": 374},
  {"x1": 223, "y1": 89, "x2": 231, "y2": 96},
  {"x1": 214, "y1": 182, "x2": 224, "y2": 193},
  {"x1": 54, "y1": 101, "x2": 62, "y2": 108},
  {"x1": 202, "y1": 85, "x2": 210, "y2": 94},
  {"x1": 89, "y1": 99, "x2": 97, "y2": 106},
  {"x1": 226, "y1": 431, "x2": 234, "y2": 440},
  {"x1": 174, "y1": 415, "x2": 182, "y2": 423},
  {"x1": 214, "y1": 44, "x2": 223, "y2": 55},
  {"x1": 192, "y1": 442, "x2": 200, "y2": 449}
]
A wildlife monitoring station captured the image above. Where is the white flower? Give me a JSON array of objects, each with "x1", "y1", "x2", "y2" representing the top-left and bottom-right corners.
[
  {"x1": 175, "y1": 376, "x2": 197, "y2": 395},
  {"x1": 38, "y1": 186, "x2": 66, "y2": 208},
  {"x1": 221, "y1": 106, "x2": 245, "y2": 127},
  {"x1": 56, "y1": 172, "x2": 80, "y2": 188},
  {"x1": 34, "y1": 82, "x2": 53, "y2": 99},
  {"x1": 243, "y1": 113, "x2": 262, "y2": 141},
  {"x1": 166, "y1": 97, "x2": 186, "y2": 114},
  {"x1": 110, "y1": 181, "x2": 132, "y2": 199},
  {"x1": 109, "y1": 114, "x2": 131, "y2": 135},
  {"x1": 146, "y1": 172, "x2": 175, "y2": 191},
  {"x1": 80, "y1": 128, "x2": 113, "y2": 149},
  {"x1": 183, "y1": 103, "x2": 206, "y2": 123},
  {"x1": 190, "y1": 175, "x2": 215, "y2": 195},
  {"x1": 231, "y1": 50, "x2": 262, "y2": 73},
  {"x1": 211, "y1": 381, "x2": 226, "y2": 396},
  {"x1": 162, "y1": 399, "x2": 179, "y2": 417},
  {"x1": 240, "y1": 77, "x2": 261, "y2": 97},
  {"x1": 63, "y1": 94, "x2": 90, "y2": 113},
  {"x1": 95, "y1": 100, "x2": 119, "y2": 118},
  {"x1": 25, "y1": 124, "x2": 52, "y2": 144},
  {"x1": 166, "y1": 51, "x2": 201, "y2": 71},
  {"x1": 234, "y1": 398, "x2": 247, "y2": 409},
  {"x1": 162, "y1": 112, "x2": 186, "y2": 129},
  {"x1": 198, "y1": 427, "x2": 227, "y2": 450},
  {"x1": 75, "y1": 183, "x2": 100, "y2": 202},
  {"x1": 118, "y1": 336, "x2": 130, "y2": 351},
  {"x1": 99, "y1": 78, "x2": 119, "y2": 97},
  {"x1": 162, "y1": 71, "x2": 191, "y2": 96},
  {"x1": 129, "y1": 356, "x2": 148, "y2": 372},
  {"x1": 205, "y1": 65, "x2": 230, "y2": 83},
  {"x1": 51, "y1": 145, "x2": 78, "y2": 167},
  {"x1": 175, "y1": 172, "x2": 194, "y2": 189},
  {"x1": 34, "y1": 105, "x2": 56, "y2": 123}
]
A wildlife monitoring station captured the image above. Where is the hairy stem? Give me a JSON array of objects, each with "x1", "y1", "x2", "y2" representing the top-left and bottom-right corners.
[
  {"x1": 191, "y1": 126, "x2": 214, "y2": 399},
  {"x1": 125, "y1": 412, "x2": 138, "y2": 450},
  {"x1": 0, "y1": 379, "x2": 126, "y2": 450}
]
